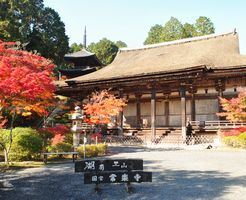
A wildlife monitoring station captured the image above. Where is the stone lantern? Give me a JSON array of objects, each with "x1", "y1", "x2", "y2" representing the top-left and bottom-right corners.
[{"x1": 70, "y1": 106, "x2": 84, "y2": 147}]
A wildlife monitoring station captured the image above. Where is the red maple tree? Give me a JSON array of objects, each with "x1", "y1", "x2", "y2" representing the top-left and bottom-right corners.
[
  {"x1": 39, "y1": 124, "x2": 70, "y2": 146},
  {"x1": 83, "y1": 90, "x2": 127, "y2": 124},
  {"x1": 0, "y1": 40, "x2": 55, "y2": 163},
  {"x1": 218, "y1": 88, "x2": 246, "y2": 122}
]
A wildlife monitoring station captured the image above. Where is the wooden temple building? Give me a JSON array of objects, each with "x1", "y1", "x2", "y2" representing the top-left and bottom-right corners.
[{"x1": 56, "y1": 32, "x2": 246, "y2": 140}]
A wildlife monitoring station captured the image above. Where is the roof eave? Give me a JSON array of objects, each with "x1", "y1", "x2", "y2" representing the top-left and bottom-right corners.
[{"x1": 62, "y1": 65, "x2": 208, "y2": 88}]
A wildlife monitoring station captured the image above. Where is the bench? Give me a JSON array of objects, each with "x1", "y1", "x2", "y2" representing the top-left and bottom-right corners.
[{"x1": 41, "y1": 152, "x2": 78, "y2": 164}]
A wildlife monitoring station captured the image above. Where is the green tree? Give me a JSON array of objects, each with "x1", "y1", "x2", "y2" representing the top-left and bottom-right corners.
[
  {"x1": 144, "y1": 24, "x2": 163, "y2": 45},
  {"x1": 144, "y1": 16, "x2": 215, "y2": 44},
  {"x1": 115, "y1": 40, "x2": 127, "y2": 48},
  {"x1": 0, "y1": 0, "x2": 69, "y2": 65},
  {"x1": 183, "y1": 23, "x2": 195, "y2": 38},
  {"x1": 0, "y1": 0, "x2": 44, "y2": 41},
  {"x1": 193, "y1": 16, "x2": 215, "y2": 36},
  {"x1": 162, "y1": 17, "x2": 184, "y2": 42},
  {"x1": 87, "y1": 38, "x2": 119, "y2": 65},
  {"x1": 69, "y1": 43, "x2": 84, "y2": 53},
  {"x1": 26, "y1": 7, "x2": 69, "y2": 65}
]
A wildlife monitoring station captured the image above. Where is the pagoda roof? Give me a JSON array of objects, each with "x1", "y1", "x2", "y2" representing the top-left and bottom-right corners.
[
  {"x1": 64, "y1": 49, "x2": 94, "y2": 58},
  {"x1": 58, "y1": 31, "x2": 246, "y2": 87},
  {"x1": 59, "y1": 67, "x2": 97, "y2": 78},
  {"x1": 64, "y1": 49, "x2": 103, "y2": 67}
]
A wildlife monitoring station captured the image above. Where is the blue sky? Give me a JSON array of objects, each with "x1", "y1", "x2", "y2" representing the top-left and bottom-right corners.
[{"x1": 44, "y1": 0, "x2": 246, "y2": 54}]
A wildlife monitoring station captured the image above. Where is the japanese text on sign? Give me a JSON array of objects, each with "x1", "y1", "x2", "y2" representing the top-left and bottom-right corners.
[
  {"x1": 84, "y1": 171, "x2": 152, "y2": 184},
  {"x1": 75, "y1": 159, "x2": 143, "y2": 172}
]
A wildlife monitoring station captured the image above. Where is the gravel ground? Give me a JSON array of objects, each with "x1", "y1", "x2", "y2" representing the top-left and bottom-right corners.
[{"x1": 0, "y1": 146, "x2": 246, "y2": 200}]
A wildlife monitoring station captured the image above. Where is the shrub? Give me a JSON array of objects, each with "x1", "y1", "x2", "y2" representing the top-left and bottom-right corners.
[
  {"x1": 222, "y1": 131, "x2": 246, "y2": 149},
  {"x1": 223, "y1": 136, "x2": 240, "y2": 148},
  {"x1": 77, "y1": 144, "x2": 107, "y2": 158},
  {"x1": 0, "y1": 129, "x2": 9, "y2": 147},
  {"x1": 47, "y1": 142, "x2": 73, "y2": 152},
  {"x1": 223, "y1": 127, "x2": 246, "y2": 137},
  {"x1": 64, "y1": 132, "x2": 73, "y2": 145},
  {"x1": 237, "y1": 132, "x2": 246, "y2": 148},
  {"x1": 85, "y1": 144, "x2": 98, "y2": 157},
  {"x1": 37, "y1": 128, "x2": 54, "y2": 151},
  {"x1": 9, "y1": 127, "x2": 42, "y2": 161},
  {"x1": 38, "y1": 125, "x2": 72, "y2": 150},
  {"x1": 96, "y1": 143, "x2": 108, "y2": 156}
]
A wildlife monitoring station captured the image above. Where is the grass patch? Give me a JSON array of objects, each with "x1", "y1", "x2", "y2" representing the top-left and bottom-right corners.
[
  {"x1": 44, "y1": 154, "x2": 79, "y2": 163},
  {"x1": 0, "y1": 161, "x2": 44, "y2": 173}
]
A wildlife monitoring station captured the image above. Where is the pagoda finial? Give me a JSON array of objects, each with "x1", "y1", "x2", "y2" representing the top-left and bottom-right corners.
[{"x1": 84, "y1": 26, "x2": 87, "y2": 49}]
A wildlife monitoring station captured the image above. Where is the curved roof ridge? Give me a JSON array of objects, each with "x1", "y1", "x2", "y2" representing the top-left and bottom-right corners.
[
  {"x1": 64, "y1": 48, "x2": 95, "y2": 58},
  {"x1": 119, "y1": 31, "x2": 235, "y2": 52}
]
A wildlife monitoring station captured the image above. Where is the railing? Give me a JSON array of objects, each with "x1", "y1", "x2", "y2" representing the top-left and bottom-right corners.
[
  {"x1": 90, "y1": 135, "x2": 218, "y2": 147},
  {"x1": 102, "y1": 135, "x2": 144, "y2": 145},
  {"x1": 73, "y1": 123, "x2": 94, "y2": 132},
  {"x1": 81, "y1": 123, "x2": 94, "y2": 129},
  {"x1": 190, "y1": 120, "x2": 246, "y2": 129}
]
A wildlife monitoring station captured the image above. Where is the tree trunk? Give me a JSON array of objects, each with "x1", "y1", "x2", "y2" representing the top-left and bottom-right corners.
[
  {"x1": 4, "y1": 148, "x2": 8, "y2": 164},
  {"x1": 4, "y1": 111, "x2": 16, "y2": 164}
]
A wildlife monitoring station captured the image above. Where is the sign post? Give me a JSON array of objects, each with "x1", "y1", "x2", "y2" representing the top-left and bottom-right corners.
[
  {"x1": 75, "y1": 159, "x2": 152, "y2": 193},
  {"x1": 83, "y1": 137, "x2": 87, "y2": 159}
]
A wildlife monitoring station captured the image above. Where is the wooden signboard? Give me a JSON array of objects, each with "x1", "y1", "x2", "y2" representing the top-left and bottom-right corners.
[
  {"x1": 75, "y1": 159, "x2": 143, "y2": 172},
  {"x1": 75, "y1": 159, "x2": 152, "y2": 193},
  {"x1": 84, "y1": 171, "x2": 152, "y2": 184}
]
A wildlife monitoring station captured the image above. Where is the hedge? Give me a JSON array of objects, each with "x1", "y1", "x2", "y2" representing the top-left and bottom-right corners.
[
  {"x1": 223, "y1": 132, "x2": 246, "y2": 148},
  {"x1": 77, "y1": 143, "x2": 107, "y2": 157},
  {"x1": 5, "y1": 127, "x2": 43, "y2": 161}
]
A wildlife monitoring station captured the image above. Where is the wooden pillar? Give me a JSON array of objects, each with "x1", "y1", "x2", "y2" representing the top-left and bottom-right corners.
[
  {"x1": 151, "y1": 86, "x2": 156, "y2": 141},
  {"x1": 218, "y1": 89, "x2": 224, "y2": 120},
  {"x1": 188, "y1": 86, "x2": 197, "y2": 121},
  {"x1": 135, "y1": 94, "x2": 142, "y2": 128},
  {"x1": 118, "y1": 89, "x2": 124, "y2": 128},
  {"x1": 180, "y1": 85, "x2": 186, "y2": 138},
  {"x1": 164, "y1": 94, "x2": 170, "y2": 126},
  {"x1": 215, "y1": 79, "x2": 225, "y2": 120}
]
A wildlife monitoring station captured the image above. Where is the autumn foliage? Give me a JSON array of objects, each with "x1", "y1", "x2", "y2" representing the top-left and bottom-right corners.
[
  {"x1": 0, "y1": 40, "x2": 55, "y2": 163},
  {"x1": 39, "y1": 124, "x2": 70, "y2": 146},
  {"x1": 83, "y1": 90, "x2": 127, "y2": 124},
  {"x1": 222, "y1": 126, "x2": 246, "y2": 137},
  {"x1": 0, "y1": 116, "x2": 7, "y2": 128},
  {"x1": 0, "y1": 40, "x2": 55, "y2": 118},
  {"x1": 218, "y1": 88, "x2": 246, "y2": 122},
  {"x1": 218, "y1": 89, "x2": 246, "y2": 149}
]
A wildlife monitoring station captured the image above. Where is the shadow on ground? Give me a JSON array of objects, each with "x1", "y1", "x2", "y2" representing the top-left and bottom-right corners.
[
  {"x1": 107, "y1": 146, "x2": 183, "y2": 155},
  {"x1": 1, "y1": 147, "x2": 245, "y2": 200},
  {"x1": 1, "y1": 165, "x2": 245, "y2": 200}
]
